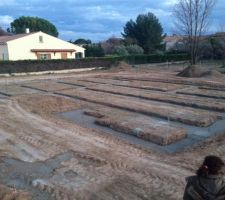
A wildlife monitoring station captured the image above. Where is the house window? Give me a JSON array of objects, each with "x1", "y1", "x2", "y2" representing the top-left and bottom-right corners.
[
  {"x1": 37, "y1": 53, "x2": 51, "y2": 60},
  {"x1": 39, "y1": 36, "x2": 43, "y2": 43},
  {"x1": 41, "y1": 54, "x2": 48, "y2": 60},
  {"x1": 75, "y1": 52, "x2": 82, "y2": 59}
]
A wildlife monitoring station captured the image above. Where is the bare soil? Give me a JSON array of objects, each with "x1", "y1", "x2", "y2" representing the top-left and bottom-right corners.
[
  {"x1": 86, "y1": 84, "x2": 225, "y2": 112},
  {"x1": 98, "y1": 72, "x2": 225, "y2": 88},
  {"x1": 58, "y1": 79, "x2": 100, "y2": 88},
  {"x1": 22, "y1": 80, "x2": 74, "y2": 92},
  {"x1": 57, "y1": 88, "x2": 220, "y2": 127},
  {"x1": 0, "y1": 184, "x2": 32, "y2": 200},
  {"x1": 0, "y1": 65, "x2": 225, "y2": 200},
  {"x1": 177, "y1": 88, "x2": 225, "y2": 99},
  {"x1": 177, "y1": 65, "x2": 223, "y2": 78},
  {"x1": 0, "y1": 84, "x2": 40, "y2": 96},
  {"x1": 95, "y1": 115, "x2": 186, "y2": 145},
  {"x1": 76, "y1": 77, "x2": 186, "y2": 91},
  {"x1": 84, "y1": 108, "x2": 187, "y2": 145}
]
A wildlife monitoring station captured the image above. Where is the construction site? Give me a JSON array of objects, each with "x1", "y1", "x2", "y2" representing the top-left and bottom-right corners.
[{"x1": 0, "y1": 62, "x2": 225, "y2": 200}]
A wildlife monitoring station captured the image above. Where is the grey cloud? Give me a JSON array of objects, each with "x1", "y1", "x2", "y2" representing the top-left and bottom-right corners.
[{"x1": 0, "y1": 0, "x2": 224, "y2": 41}]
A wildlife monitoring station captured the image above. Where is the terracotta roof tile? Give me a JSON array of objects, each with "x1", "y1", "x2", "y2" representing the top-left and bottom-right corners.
[{"x1": 164, "y1": 35, "x2": 183, "y2": 43}]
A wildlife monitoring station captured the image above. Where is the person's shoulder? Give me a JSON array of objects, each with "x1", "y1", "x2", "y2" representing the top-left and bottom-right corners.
[
  {"x1": 185, "y1": 175, "x2": 197, "y2": 183},
  {"x1": 221, "y1": 176, "x2": 225, "y2": 187},
  {"x1": 222, "y1": 175, "x2": 225, "y2": 182}
]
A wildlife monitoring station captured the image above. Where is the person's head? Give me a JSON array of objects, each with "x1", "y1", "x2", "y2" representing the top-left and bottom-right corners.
[{"x1": 197, "y1": 155, "x2": 224, "y2": 177}]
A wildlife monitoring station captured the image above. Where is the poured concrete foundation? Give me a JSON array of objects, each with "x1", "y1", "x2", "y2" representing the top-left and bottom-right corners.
[
  {"x1": 87, "y1": 84, "x2": 225, "y2": 112},
  {"x1": 0, "y1": 66, "x2": 225, "y2": 200},
  {"x1": 56, "y1": 88, "x2": 220, "y2": 127},
  {"x1": 78, "y1": 77, "x2": 186, "y2": 91}
]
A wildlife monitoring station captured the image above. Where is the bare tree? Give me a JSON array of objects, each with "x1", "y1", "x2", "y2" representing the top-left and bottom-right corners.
[
  {"x1": 101, "y1": 36, "x2": 123, "y2": 55},
  {"x1": 174, "y1": 0, "x2": 216, "y2": 65}
]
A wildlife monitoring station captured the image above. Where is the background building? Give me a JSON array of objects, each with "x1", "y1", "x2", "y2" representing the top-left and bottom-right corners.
[{"x1": 0, "y1": 30, "x2": 85, "y2": 61}]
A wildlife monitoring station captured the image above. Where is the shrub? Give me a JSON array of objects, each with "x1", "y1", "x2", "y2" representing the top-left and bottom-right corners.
[
  {"x1": 124, "y1": 53, "x2": 190, "y2": 64},
  {"x1": 114, "y1": 45, "x2": 129, "y2": 56},
  {"x1": 126, "y1": 44, "x2": 144, "y2": 55},
  {"x1": 84, "y1": 44, "x2": 105, "y2": 57}
]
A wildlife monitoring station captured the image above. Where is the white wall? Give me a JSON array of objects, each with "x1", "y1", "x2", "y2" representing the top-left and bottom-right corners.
[
  {"x1": 165, "y1": 41, "x2": 177, "y2": 51},
  {"x1": 7, "y1": 32, "x2": 85, "y2": 61},
  {"x1": 0, "y1": 45, "x2": 9, "y2": 60}
]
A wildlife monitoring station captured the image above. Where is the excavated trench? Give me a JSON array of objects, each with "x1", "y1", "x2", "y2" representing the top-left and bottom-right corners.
[{"x1": 59, "y1": 109, "x2": 225, "y2": 153}]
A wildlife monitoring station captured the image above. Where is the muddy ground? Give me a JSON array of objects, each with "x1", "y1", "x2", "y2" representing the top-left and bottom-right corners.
[{"x1": 0, "y1": 65, "x2": 225, "y2": 200}]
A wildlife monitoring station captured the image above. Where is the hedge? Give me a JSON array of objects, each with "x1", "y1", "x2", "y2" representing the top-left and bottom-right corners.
[
  {"x1": 123, "y1": 53, "x2": 190, "y2": 65},
  {"x1": 0, "y1": 53, "x2": 189, "y2": 74}
]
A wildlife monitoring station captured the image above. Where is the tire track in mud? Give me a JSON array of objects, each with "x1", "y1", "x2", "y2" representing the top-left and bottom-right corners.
[
  {"x1": 0, "y1": 99, "x2": 117, "y2": 165},
  {"x1": 28, "y1": 111, "x2": 185, "y2": 199},
  {"x1": 89, "y1": 126, "x2": 191, "y2": 183},
  {"x1": 12, "y1": 95, "x2": 151, "y2": 159},
  {"x1": 17, "y1": 135, "x2": 66, "y2": 157},
  {"x1": 1, "y1": 72, "x2": 225, "y2": 199},
  {"x1": 0, "y1": 100, "x2": 69, "y2": 160},
  {"x1": 1, "y1": 97, "x2": 223, "y2": 199},
  {"x1": 106, "y1": 153, "x2": 190, "y2": 200},
  {"x1": 76, "y1": 140, "x2": 188, "y2": 200},
  {"x1": 110, "y1": 157, "x2": 189, "y2": 181},
  {"x1": 18, "y1": 98, "x2": 186, "y2": 200}
]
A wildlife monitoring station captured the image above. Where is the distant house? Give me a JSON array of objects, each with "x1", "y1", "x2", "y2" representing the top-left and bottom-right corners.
[
  {"x1": 163, "y1": 34, "x2": 184, "y2": 51},
  {"x1": 210, "y1": 32, "x2": 225, "y2": 40},
  {"x1": 0, "y1": 30, "x2": 85, "y2": 61},
  {"x1": 164, "y1": 32, "x2": 225, "y2": 52}
]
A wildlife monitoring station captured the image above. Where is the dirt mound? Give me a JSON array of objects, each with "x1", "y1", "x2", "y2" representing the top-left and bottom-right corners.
[
  {"x1": 203, "y1": 70, "x2": 223, "y2": 78},
  {"x1": 109, "y1": 61, "x2": 133, "y2": 72},
  {"x1": 177, "y1": 65, "x2": 223, "y2": 78}
]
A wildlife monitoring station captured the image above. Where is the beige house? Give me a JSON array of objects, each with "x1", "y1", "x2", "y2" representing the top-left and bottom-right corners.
[{"x1": 0, "y1": 31, "x2": 85, "y2": 61}]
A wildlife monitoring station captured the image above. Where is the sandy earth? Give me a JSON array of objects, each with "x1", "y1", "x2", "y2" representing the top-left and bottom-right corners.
[{"x1": 0, "y1": 66, "x2": 224, "y2": 200}]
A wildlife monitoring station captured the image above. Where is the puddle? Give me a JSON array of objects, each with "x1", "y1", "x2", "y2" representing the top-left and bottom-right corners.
[
  {"x1": 0, "y1": 151, "x2": 74, "y2": 200},
  {"x1": 59, "y1": 109, "x2": 225, "y2": 153}
]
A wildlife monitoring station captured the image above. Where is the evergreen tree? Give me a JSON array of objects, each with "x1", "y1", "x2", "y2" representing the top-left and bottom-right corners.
[
  {"x1": 9, "y1": 16, "x2": 58, "y2": 37},
  {"x1": 122, "y1": 12, "x2": 164, "y2": 54}
]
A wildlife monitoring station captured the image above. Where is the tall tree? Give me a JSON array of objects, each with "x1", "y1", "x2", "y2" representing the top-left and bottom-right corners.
[
  {"x1": 174, "y1": 0, "x2": 216, "y2": 65},
  {"x1": 9, "y1": 16, "x2": 58, "y2": 37},
  {"x1": 122, "y1": 12, "x2": 164, "y2": 54},
  {"x1": 74, "y1": 38, "x2": 92, "y2": 45}
]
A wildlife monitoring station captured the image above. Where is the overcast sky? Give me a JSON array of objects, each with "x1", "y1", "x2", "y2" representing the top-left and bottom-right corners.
[{"x1": 0, "y1": 0, "x2": 224, "y2": 42}]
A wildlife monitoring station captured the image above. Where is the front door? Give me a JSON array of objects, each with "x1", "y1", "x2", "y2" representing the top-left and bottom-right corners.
[{"x1": 61, "y1": 52, "x2": 67, "y2": 59}]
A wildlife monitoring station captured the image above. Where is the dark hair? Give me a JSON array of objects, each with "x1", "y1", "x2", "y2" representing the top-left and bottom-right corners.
[{"x1": 197, "y1": 155, "x2": 224, "y2": 177}]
